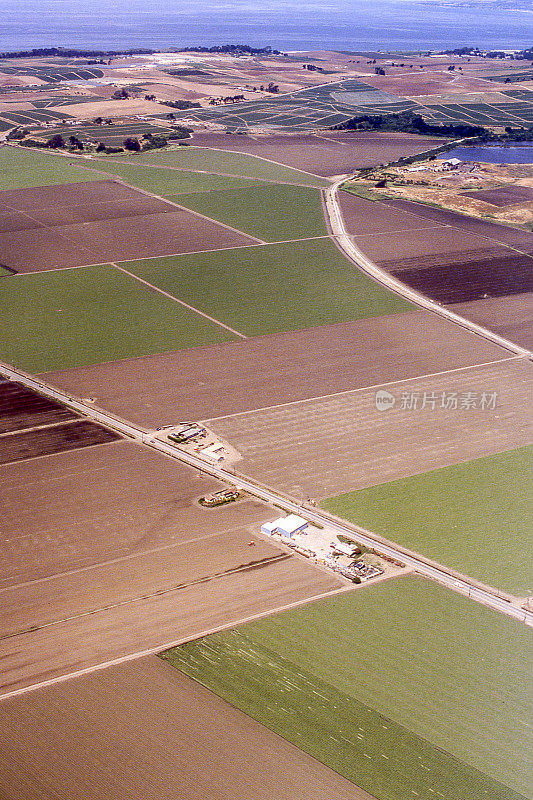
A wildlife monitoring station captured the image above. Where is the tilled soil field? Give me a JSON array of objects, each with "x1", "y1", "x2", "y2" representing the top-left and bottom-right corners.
[
  {"x1": 0, "y1": 419, "x2": 121, "y2": 464},
  {"x1": 343, "y1": 193, "x2": 533, "y2": 303},
  {"x1": 0, "y1": 658, "x2": 367, "y2": 800},
  {"x1": 389, "y1": 253, "x2": 533, "y2": 303},
  {"x1": 44, "y1": 311, "x2": 509, "y2": 426},
  {"x1": 0, "y1": 179, "x2": 256, "y2": 270},
  {"x1": 462, "y1": 185, "x2": 533, "y2": 206},
  {"x1": 379, "y1": 197, "x2": 533, "y2": 254},
  {"x1": 450, "y1": 293, "x2": 533, "y2": 350},
  {"x1": 0, "y1": 378, "x2": 77, "y2": 433},
  {"x1": 206, "y1": 357, "x2": 532, "y2": 499},
  {"x1": 188, "y1": 131, "x2": 446, "y2": 176},
  {"x1": 0, "y1": 440, "x2": 343, "y2": 691}
]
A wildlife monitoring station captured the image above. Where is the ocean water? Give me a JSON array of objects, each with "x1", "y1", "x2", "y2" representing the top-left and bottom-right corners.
[{"x1": 0, "y1": 1, "x2": 531, "y2": 53}]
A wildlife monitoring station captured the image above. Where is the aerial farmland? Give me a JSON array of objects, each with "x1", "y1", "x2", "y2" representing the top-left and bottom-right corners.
[{"x1": 0, "y1": 43, "x2": 531, "y2": 800}]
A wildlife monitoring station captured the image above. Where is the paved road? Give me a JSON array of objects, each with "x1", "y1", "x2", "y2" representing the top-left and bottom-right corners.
[
  {"x1": 324, "y1": 180, "x2": 533, "y2": 359},
  {"x1": 1, "y1": 360, "x2": 531, "y2": 626}
]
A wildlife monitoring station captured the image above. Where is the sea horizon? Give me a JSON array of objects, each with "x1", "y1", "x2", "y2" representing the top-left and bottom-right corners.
[{"x1": 0, "y1": 1, "x2": 531, "y2": 54}]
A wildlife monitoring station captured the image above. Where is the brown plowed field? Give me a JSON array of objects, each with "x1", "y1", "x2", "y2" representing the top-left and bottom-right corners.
[
  {"x1": 339, "y1": 191, "x2": 445, "y2": 234},
  {"x1": 462, "y1": 185, "x2": 533, "y2": 206},
  {"x1": 0, "y1": 441, "x2": 343, "y2": 691},
  {"x1": 0, "y1": 378, "x2": 77, "y2": 433},
  {"x1": 342, "y1": 193, "x2": 533, "y2": 302},
  {"x1": 0, "y1": 419, "x2": 121, "y2": 464},
  {"x1": 0, "y1": 658, "x2": 369, "y2": 800},
  {"x1": 189, "y1": 131, "x2": 446, "y2": 175},
  {"x1": 389, "y1": 254, "x2": 533, "y2": 303},
  {"x1": 451, "y1": 293, "x2": 533, "y2": 350},
  {"x1": 206, "y1": 358, "x2": 532, "y2": 499},
  {"x1": 379, "y1": 197, "x2": 533, "y2": 254},
  {"x1": 0, "y1": 180, "x2": 256, "y2": 270},
  {"x1": 44, "y1": 311, "x2": 509, "y2": 426}
]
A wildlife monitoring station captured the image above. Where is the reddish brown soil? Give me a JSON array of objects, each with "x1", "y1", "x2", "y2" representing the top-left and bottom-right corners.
[
  {"x1": 379, "y1": 197, "x2": 533, "y2": 254},
  {"x1": 208, "y1": 358, "x2": 532, "y2": 499},
  {"x1": 0, "y1": 441, "x2": 342, "y2": 692},
  {"x1": 0, "y1": 180, "x2": 140, "y2": 209},
  {"x1": 0, "y1": 180, "x2": 256, "y2": 270},
  {"x1": 0, "y1": 658, "x2": 368, "y2": 800},
  {"x1": 45, "y1": 310, "x2": 508, "y2": 426},
  {"x1": 189, "y1": 131, "x2": 447, "y2": 175},
  {"x1": 0, "y1": 419, "x2": 121, "y2": 463},
  {"x1": 339, "y1": 191, "x2": 447, "y2": 234},
  {"x1": 451, "y1": 293, "x2": 533, "y2": 350},
  {"x1": 0, "y1": 378, "x2": 77, "y2": 433},
  {"x1": 341, "y1": 193, "x2": 533, "y2": 302},
  {"x1": 389, "y1": 254, "x2": 533, "y2": 304},
  {"x1": 462, "y1": 185, "x2": 533, "y2": 206},
  {"x1": 353, "y1": 226, "x2": 508, "y2": 263}
]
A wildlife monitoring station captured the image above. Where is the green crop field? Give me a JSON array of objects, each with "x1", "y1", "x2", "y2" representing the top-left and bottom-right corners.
[
  {"x1": 0, "y1": 147, "x2": 101, "y2": 189},
  {"x1": 175, "y1": 183, "x2": 328, "y2": 241},
  {"x1": 163, "y1": 577, "x2": 531, "y2": 800},
  {"x1": 122, "y1": 238, "x2": 414, "y2": 336},
  {"x1": 322, "y1": 447, "x2": 533, "y2": 596},
  {"x1": 117, "y1": 146, "x2": 330, "y2": 186},
  {"x1": 88, "y1": 158, "x2": 267, "y2": 195},
  {"x1": 0, "y1": 266, "x2": 234, "y2": 372}
]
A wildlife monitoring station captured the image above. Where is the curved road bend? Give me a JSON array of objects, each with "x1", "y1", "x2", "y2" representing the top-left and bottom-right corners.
[
  {"x1": 324, "y1": 179, "x2": 533, "y2": 359},
  {"x1": 1, "y1": 361, "x2": 531, "y2": 626}
]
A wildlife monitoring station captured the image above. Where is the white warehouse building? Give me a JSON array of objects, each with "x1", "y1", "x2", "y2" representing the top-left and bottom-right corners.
[{"x1": 261, "y1": 514, "x2": 308, "y2": 539}]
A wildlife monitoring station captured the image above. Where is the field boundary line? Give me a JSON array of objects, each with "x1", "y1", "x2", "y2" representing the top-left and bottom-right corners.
[
  {"x1": 0, "y1": 528, "x2": 259, "y2": 593},
  {"x1": 110, "y1": 263, "x2": 248, "y2": 339},
  {"x1": 179, "y1": 144, "x2": 331, "y2": 184},
  {"x1": 372, "y1": 195, "x2": 533, "y2": 259},
  {"x1": 0, "y1": 584, "x2": 352, "y2": 701},
  {"x1": 203, "y1": 354, "x2": 523, "y2": 421},
  {"x1": 109, "y1": 179, "x2": 267, "y2": 244},
  {"x1": 325, "y1": 181, "x2": 532, "y2": 358},
  {"x1": 88, "y1": 155, "x2": 326, "y2": 189},
  {"x1": 9, "y1": 237, "x2": 333, "y2": 275}
]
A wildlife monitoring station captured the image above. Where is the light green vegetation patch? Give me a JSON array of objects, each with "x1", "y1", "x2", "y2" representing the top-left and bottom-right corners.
[
  {"x1": 163, "y1": 577, "x2": 531, "y2": 800},
  {"x1": 0, "y1": 266, "x2": 234, "y2": 372},
  {"x1": 175, "y1": 183, "x2": 328, "y2": 241},
  {"x1": 111, "y1": 146, "x2": 329, "y2": 187},
  {"x1": 122, "y1": 239, "x2": 414, "y2": 337},
  {"x1": 322, "y1": 447, "x2": 533, "y2": 596},
  {"x1": 89, "y1": 158, "x2": 265, "y2": 195},
  {"x1": 0, "y1": 147, "x2": 100, "y2": 189}
]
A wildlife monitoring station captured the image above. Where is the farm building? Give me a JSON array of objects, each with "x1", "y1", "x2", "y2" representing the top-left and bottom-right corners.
[{"x1": 261, "y1": 514, "x2": 308, "y2": 538}]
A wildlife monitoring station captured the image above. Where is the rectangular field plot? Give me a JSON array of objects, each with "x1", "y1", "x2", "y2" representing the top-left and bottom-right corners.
[
  {"x1": 0, "y1": 179, "x2": 256, "y2": 271},
  {"x1": 174, "y1": 183, "x2": 328, "y2": 242},
  {"x1": 0, "y1": 265, "x2": 235, "y2": 372},
  {"x1": 122, "y1": 239, "x2": 414, "y2": 337},
  {"x1": 0, "y1": 419, "x2": 121, "y2": 464},
  {"x1": 186, "y1": 131, "x2": 445, "y2": 176},
  {"x1": 90, "y1": 157, "x2": 264, "y2": 195},
  {"x1": 0, "y1": 440, "x2": 343, "y2": 692},
  {"x1": 0, "y1": 146, "x2": 101, "y2": 189},
  {"x1": 163, "y1": 577, "x2": 532, "y2": 800},
  {"x1": 0, "y1": 659, "x2": 362, "y2": 800},
  {"x1": 207, "y1": 359, "x2": 531, "y2": 502},
  {"x1": 0, "y1": 378, "x2": 77, "y2": 433},
  {"x1": 117, "y1": 147, "x2": 330, "y2": 186},
  {"x1": 323, "y1": 447, "x2": 533, "y2": 596}
]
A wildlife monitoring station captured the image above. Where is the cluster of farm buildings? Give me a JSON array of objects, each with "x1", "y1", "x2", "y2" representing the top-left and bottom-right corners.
[{"x1": 261, "y1": 515, "x2": 384, "y2": 583}]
